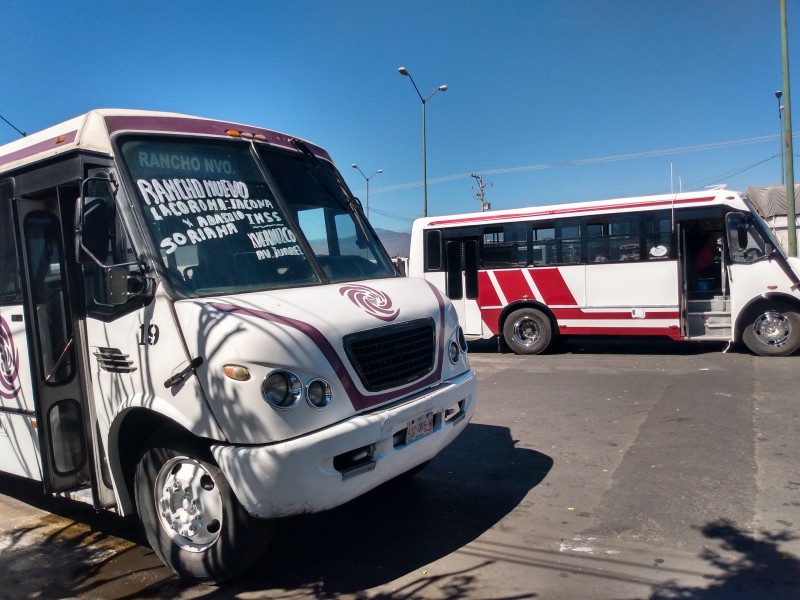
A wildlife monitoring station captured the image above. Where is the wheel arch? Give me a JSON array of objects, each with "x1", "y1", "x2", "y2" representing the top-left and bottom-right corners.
[
  {"x1": 734, "y1": 292, "x2": 800, "y2": 342},
  {"x1": 108, "y1": 408, "x2": 208, "y2": 516},
  {"x1": 498, "y1": 300, "x2": 558, "y2": 337}
]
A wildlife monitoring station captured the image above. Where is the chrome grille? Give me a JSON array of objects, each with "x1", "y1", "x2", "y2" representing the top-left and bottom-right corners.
[{"x1": 344, "y1": 318, "x2": 435, "y2": 392}]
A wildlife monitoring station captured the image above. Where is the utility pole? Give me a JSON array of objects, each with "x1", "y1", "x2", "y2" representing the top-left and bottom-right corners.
[
  {"x1": 471, "y1": 173, "x2": 492, "y2": 211},
  {"x1": 780, "y1": 0, "x2": 796, "y2": 256}
]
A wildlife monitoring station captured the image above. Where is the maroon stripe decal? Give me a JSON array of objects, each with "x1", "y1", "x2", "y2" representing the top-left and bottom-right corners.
[
  {"x1": 0, "y1": 130, "x2": 78, "y2": 169},
  {"x1": 210, "y1": 294, "x2": 445, "y2": 411},
  {"x1": 104, "y1": 115, "x2": 332, "y2": 161}
]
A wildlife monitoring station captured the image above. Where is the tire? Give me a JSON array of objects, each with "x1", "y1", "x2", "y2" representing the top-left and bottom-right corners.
[
  {"x1": 502, "y1": 308, "x2": 554, "y2": 355},
  {"x1": 134, "y1": 440, "x2": 273, "y2": 584},
  {"x1": 741, "y1": 307, "x2": 800, "y2": 357}
]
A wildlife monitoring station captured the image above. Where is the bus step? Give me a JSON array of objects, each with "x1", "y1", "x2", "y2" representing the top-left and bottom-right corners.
[
  {"x1": 688, "y1": 313, "x2": 731, "y2": 338},
  {"x1": 56, "y1": 486, "x2": 95, "y2": 506},
  {"x1": 687, "y1": 296, "x2": 730, "y2": 313}
]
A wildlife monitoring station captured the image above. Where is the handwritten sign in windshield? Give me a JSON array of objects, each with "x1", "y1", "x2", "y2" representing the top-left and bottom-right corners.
[{"x1": 135, "y1": 176, "x2": 301, "y2": 260}]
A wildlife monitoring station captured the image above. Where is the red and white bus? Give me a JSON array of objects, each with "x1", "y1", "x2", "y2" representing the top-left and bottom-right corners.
[{"x1": 409, "y1": 189, "x2": 800, "y2": 356}]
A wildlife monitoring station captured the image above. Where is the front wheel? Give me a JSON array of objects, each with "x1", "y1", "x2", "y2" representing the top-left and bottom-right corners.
[
  {"x1": 741, "y1": 307, "x2": 800, "y2": 357},
  {"x1": 135, "y1": 440, "x2": 273, "y2": 584},
  {"x1": 502, "y1": 308, "x2": 554, "y2": 355}
]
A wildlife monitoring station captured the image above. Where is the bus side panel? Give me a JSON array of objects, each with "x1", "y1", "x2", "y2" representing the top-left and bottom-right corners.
[
  {"x1": 583, "y1": 261, "x2": 680, "y2": 335},
  {"x1": 0, "y1": 306, "x2": 42, "y2": 480},
  {"x1": 0, "y1": 413, "x2": 41, "y2": 479}
]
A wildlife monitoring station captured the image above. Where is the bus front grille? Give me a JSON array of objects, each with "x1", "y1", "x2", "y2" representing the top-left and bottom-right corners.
[{"x1": 344, "y1": 319, "x2": 435, "y2": 392}]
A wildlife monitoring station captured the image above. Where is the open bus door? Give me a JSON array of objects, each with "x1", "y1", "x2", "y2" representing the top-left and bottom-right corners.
[
  {"x1": 444, "y1": 237, "x2": 482, "y2": 336},
  {"x1": 14, "y1": 186, "x2": 95, "y2": 496}
]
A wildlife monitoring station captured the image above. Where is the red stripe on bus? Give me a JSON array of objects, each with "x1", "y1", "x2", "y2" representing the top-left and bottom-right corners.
[
  {"x1": 477, "y1": 271, "x2": 503, "y2": 308},
  {"x1": 528, "y1": 268, "x2": 578, "y2": 305},
  {"x1": 493, "y1": 270, "x2": 536, "y2": 303},
  {"x1": 426, "y1": 196, "x2": 716, "y2": 227}
]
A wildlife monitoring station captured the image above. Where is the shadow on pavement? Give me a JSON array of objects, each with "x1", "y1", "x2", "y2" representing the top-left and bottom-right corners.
[
  {"x1": 0, "y1": 423, "x2": 552, "y2": 599},
  {"x1": 219, "y1": 422, "x2": 552, "y2": 597},
  {"x1": 645, "y1": 519, "x2": 800, "y2": 600}
]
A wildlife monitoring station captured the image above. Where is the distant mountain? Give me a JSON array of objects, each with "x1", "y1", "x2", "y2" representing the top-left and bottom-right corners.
[{"x1": 374, "y1": 228, "x2": 411, "y2": 258}]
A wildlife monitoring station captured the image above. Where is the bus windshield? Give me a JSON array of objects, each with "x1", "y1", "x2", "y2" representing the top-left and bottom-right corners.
[{"x1": 119, "y1": 137, "x2": 394, "y2": 297}]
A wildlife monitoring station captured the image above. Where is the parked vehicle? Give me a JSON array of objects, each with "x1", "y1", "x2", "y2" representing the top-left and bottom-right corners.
[
  {"x1": 409, "y1": 189, "x2": 800, "y2": 356},
  {"x1": 0, "y1": 109, "x2": 476, "y2": 582}
]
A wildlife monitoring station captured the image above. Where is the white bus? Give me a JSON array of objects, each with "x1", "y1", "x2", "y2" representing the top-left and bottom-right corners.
[
  {"x1": 409, "y1": 190, "x2": 800, "y2": 357},
  {"x1": 0, "y1": 109, "x2": 476, "y2": 582}
]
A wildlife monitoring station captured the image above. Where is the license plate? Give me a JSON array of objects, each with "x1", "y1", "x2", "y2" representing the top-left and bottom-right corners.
[{"x1": 406, "y1": 412, "x2": 434, "y2": 444}]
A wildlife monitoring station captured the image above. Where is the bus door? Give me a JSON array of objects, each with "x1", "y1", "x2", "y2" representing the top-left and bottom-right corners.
[
  {"x1": 14, "y1": 188, "x2": 93, "y2": 494},
  {"x1": 444, "y1": 237, "x2": 481, "y2": 336}
]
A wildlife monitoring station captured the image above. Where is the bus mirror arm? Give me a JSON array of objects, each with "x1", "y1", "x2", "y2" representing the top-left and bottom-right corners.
[
  {"x1": 106, "y1": 267, "x2": 156, "y2": 306},
  {"x1": 76, "y1": 196, "x2": 111, "y2": 267}
]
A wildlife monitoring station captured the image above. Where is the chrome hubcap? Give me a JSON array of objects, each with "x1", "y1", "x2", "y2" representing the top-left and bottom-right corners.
[
  {"x1": 513, "y1": 317, "x2": 540, "y2": 346},
  {"x1": 753, "y1": 311, "x2": 791, "y2": 347},
  {"x1": 155, "y1": 457, "x2": 223, "y2": 552}
]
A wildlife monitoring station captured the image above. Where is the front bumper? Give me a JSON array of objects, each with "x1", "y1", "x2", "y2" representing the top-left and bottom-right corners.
[{"x1": 211, "y1": 369, "x2": 477, "y2": 519}]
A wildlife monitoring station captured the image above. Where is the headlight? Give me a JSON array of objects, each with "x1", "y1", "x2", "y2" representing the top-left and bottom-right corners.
[
  {"x1": 448, "y1": 340, "x2": 461, "y2": 364},
  {"x1": 306, "y1": 379, "x2": 332, "y2": 409},
  {"x1": 262, "y1": 371, "x2": 302, "y2": 409},
  {"x1": 457, "y1": 326, "x2": 468, "y2": 353}
]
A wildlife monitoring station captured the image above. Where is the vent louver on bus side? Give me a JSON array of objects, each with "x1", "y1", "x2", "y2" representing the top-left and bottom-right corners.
[
  {"x1": 343, "y1": 319, "x2": 435, "y2": 392},
  {"x1": 93, "y1": 347, "x2": 137, "y2": 373}
]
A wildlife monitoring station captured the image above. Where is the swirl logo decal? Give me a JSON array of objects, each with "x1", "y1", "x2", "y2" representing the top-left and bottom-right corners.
[
  {"x1": 0, "y1": 316, "x2": 20, "y2": 399},
  {"x1": 339, "y1": 284, "x2": 399, "y2": 322}
]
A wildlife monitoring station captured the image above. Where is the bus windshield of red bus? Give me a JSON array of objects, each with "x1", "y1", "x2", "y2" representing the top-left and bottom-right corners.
[{"x1": 118, "y1": 137, "x2": 395, "y2": 297}]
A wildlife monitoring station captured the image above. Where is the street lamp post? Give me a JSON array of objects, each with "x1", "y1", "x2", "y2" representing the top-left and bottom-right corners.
[
  {"x1": 398, "y1": 66, "x2": 447, "y2": 217},
  {"x1": 351, "y1": 164, "x2": 382, "y2": 219},
  {"x1": 777, "y1": 90, "x2": 785, "y2": 184}
]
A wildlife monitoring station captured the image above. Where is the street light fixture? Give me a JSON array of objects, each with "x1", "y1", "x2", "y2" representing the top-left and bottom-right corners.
[
  {"x1": 398, "y1": 66, "x2": 447, "y2": 217},
  {"x1": 351, "y1": 164, "x2": 383, "y2": 219},
  {"x1": 777, "y1": 90, "x2": 785, "y2": 184}
]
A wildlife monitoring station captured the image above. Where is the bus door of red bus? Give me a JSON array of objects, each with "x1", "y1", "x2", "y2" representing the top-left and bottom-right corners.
[{"x1": 444, "y1": 238, "x2": 481, "y2": 336}]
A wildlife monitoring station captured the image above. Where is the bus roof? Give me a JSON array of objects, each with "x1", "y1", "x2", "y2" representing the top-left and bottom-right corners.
[
  {"x1": 0, "y1": 108, "x2": 332, "y2": 173},
  {"x1": 416, "y1": 189, "x2": 748, "y2": 229}
]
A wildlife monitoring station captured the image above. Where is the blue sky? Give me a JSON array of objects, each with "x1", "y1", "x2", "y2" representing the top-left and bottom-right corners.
[{"x1": 2, "y1": 1, "x2": 798, "y2": 232}]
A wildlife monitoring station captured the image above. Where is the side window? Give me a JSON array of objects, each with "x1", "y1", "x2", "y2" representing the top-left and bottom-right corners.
[
  {"x1": 532, "y1": 224, "x2": 556, "y2": 265},
  {"x1": 24, "y1": 210, "x2": 74, "y2": 383},
  {"x1": 481, "y1": 223, "x2": 527, "y2": 269},
  {"x1": 608, "y1": 214, "x2": 640, "y2": 261},
  {"x1": 0, "y1": 181, "x2": 22, "y2": 304},
  {"x1": 644, "y1": 210, "x2": 673, "y2": 260},
  {"x1": 425, "y1": 229, "x2": 443, "y2": 271},
  {"x1": 83, "y1": 181, "x2": 149, "y2": 319},
  {"x1": 556, "y1": 220, "x2": 581, "y2": 265},
  {"x1": 726, "y1": 212, "x2": 769, "y2": 264},
  {"x1": 587, "y1": 219, "x2": 610, "y2": 262}
]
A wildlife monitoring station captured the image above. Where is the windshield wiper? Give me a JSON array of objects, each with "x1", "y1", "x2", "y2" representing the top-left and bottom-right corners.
[{"x1": 289, "y1": 137, "x2": 371, "y2": 244}]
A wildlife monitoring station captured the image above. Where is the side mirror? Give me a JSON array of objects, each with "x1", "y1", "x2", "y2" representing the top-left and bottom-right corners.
[
  {"x1": 76, "y1": 197, "x2": 110, "y2": 265},
  {"x1": 737, "y1": 223, "x2": 748, "y2": 250},
  {"x1": 106, "y1": 267, "x2": 129, "y2": 305},
  {"x1": 106, "y1": 267, "x2": 153, "y2": 305}
]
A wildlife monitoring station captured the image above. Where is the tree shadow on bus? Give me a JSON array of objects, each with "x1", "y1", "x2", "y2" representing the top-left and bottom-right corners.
[
  {"x1": 221, "y1": 422, "x2": 552, "y2": 597},
  {"x1": 468, "y1": 336, "x2": 730, "y2": 356}
]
